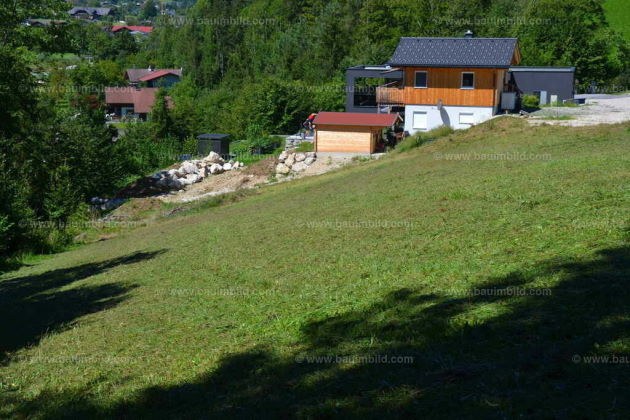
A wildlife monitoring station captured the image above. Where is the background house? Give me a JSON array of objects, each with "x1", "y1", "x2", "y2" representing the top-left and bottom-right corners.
[
  {"x1": 125, "y1": 68, "x2": 183, "y2": 87},
  {"x1": 111, "y1": 25, "x2": 153, "y2": 36},
  {"x1": 105, "y1": 87, "x2": 173, "y2": 121},
  {"x1": 68, "y1": 7, "x2": 113, "y2": 20}
]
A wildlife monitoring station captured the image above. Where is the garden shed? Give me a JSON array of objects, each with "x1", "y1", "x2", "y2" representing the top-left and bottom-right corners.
[
  {"x1": 313, "y1": 112, "x2": 400, "y2": 154},
  {"x1": 197, "y1": 133, "x2": 231, "y2": 156}
]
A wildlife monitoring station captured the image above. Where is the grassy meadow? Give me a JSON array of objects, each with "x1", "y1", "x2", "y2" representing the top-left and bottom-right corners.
[{"x1": 1, "y1": 118, "x2": 629, "y2": 419}]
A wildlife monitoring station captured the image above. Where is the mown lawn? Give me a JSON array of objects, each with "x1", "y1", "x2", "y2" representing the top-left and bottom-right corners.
[{"x1": 1, "y1": 118, "x2": 629, "y2": 419}]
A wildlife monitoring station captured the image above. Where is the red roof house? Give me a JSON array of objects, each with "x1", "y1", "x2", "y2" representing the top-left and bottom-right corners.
[
  {"x1": 112, "y1": 25, "x2": 153, "y2": 34},
  {"x1": 105, "y1": 87, "x2": 173, "y2": 120}
]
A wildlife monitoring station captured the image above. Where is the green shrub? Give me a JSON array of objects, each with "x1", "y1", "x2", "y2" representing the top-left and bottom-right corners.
[
  {"x1": 181, "y1": 136, "x2": 198, "y2": 155},
  {"x1": 522, "y1": 94, "x2": 540, "y2": 108},
  {"x1": 116, "y1": 123, "x2": 180, "y2": 178},
  {"x1": 395, "y1": 125, "x2": 453, "y2": 154}
]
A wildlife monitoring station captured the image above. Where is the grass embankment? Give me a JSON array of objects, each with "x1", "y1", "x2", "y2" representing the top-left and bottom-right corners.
[{"x1": 1, "y1": 118, "x2": 629, "y2": 419}]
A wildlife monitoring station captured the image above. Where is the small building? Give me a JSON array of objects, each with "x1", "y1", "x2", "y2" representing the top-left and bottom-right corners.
[
  {"x1": 508, "y1": 66, "x2": 575, "y2": 104},
  {"x1": 197, "y1": 134, "x2": 231, "y2": 156},
  {"x1": 313, "y1": 112, "x2": 399, "y2": 154}
]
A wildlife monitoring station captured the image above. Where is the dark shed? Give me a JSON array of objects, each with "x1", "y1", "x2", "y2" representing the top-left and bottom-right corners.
[
  {"x1": 509, "y1": 66, "x2": 575, "y2": 104},
  {"x1": 197, "y1": 133, "x2": 231, "y2": 156}
]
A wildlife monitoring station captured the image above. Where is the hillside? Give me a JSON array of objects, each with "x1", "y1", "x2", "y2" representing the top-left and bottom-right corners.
[
  {"x1": 1, "y1": 118, "x2": 629, "y2": 419},
  {"x1": 604, "y1": 0, "x2": 630, "y2": 42}
]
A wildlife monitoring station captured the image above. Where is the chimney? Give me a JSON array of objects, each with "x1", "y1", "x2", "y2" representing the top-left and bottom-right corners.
[{"x1": 464, "y1": 30, "x2": 473, "y2": 39}]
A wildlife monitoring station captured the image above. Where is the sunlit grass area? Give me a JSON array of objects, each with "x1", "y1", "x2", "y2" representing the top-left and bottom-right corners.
[{"x1": 1, "y1": 118, "x2": 629, "y2": 419}]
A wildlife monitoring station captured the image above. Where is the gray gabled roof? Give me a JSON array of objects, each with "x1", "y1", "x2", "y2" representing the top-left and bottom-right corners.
[
  {"x1": 388, "y1": 37, "x2": 518, "y2": 68},
  {"x1": 69, "y1": 7, "x2": 112, "y2": 16}
]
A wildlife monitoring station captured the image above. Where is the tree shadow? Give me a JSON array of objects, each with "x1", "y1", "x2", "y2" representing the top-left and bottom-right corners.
[
  {"x1": 8, "y1": 244, "x2": 630, "y2": 419},
  {"x1": 0, "y1": 250, "x2": 166, "y2": 362}
]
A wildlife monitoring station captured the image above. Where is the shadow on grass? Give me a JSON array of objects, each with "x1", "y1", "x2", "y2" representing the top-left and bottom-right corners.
[
  {"x1": 8, "y1": 244, "x2": 630, "y2": 419},
  {"x1": 0, "y1": 250, "x2": 166, "y2": 362}
]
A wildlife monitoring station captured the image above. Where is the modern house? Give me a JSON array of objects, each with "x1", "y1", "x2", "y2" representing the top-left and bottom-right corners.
[
  {"x1": 346, "y1": 32, "x2": 575, "y2": 134},
  {"x1": 313, "y1": 112, "x2": 400, "y2": 154},
  {"x1": 68, "y1": 7, "x2": 113, "y2": 20},
  {"x1": 125, "y1": 68, "x2": 183, "y2": 88},
  {"x1": 112, "y1": 25, "x2": 153, "y2": 36},
  {"x1": 104, "y1": 87, "x2": 173, "y2": 121}
]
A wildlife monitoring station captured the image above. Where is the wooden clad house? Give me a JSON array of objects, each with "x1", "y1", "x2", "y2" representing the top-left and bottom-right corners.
[
  {"x1": 376, "y1": 33, "x2": 521, "y2": 134},
  {"x1": 313, "y1": 112, "x2": 399, "y2": 154}
]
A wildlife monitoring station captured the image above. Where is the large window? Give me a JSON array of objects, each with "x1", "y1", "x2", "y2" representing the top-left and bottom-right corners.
[
  {"x1": 412, "y1": 111, "x2": 428, "y2": 130},
  {"x1": 461, "y1": 72, "x2": 475, "y2": 89},
  {"x1": 414, "y1": 71, "x2": 428, "y2": 88}
]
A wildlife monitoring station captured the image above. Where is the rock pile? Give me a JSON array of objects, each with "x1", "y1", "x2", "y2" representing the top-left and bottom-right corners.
[
  {"x1": 152, "y1": 152, "x2": 244, "y2": 191},
  {"x1": 275, "y1": 151, "x2": 317, "y2": 176}
]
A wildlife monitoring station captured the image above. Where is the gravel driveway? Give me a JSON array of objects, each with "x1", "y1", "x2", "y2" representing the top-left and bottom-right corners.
[{"x1": 528, "y1": 94, "x2": 630, "y2": 126}]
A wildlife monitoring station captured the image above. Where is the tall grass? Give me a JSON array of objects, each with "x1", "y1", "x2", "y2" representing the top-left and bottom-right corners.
[{"x1": 394, "y1": 125, "x2": 453, "y2": 153}]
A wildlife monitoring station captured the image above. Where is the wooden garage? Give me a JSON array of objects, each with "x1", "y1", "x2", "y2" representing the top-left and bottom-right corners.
[{"x1": 313, "y1": 112, "x2": 399, "y2": 154}]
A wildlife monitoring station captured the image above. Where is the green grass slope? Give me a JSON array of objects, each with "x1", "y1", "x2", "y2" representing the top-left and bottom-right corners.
[
  {"x1": 604, "y1": 0, "x2": 630, "y2": 41},
  {"x1": 1, "y1": 118, "x2": 629, "y2": 419}
]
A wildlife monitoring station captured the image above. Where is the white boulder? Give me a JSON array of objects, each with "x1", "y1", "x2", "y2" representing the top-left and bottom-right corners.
[
  {"x1": 181, "y1": 162, "x2": 198, "y2": 175},
  {"x1": 294, "y1": 153, "x2": 306, "y2": 162},
  {"x1": 275, "y1": 163, "x2": 290, "y2": 175},
  {"x1": 204, "y1": 151, "x2": 224, "y2": 164},
  {"x1": 285, "y1": 153, "x2": 296, "y2": 167},
  {"x1": 304, "y1": 156, "x2": 316, "y2": 166},
  {"x1": 292, "y1": 162, "x2": 308, "y2": 172},
  {"x1": 278, "y1": 151, "x2": 287, "y2": 163},
  {"x1": 210, "y1": 163, "x2": 224, "y2": 174},
  {"x1": 223, "y1": 163, "x2": 232, "y2": 171}
]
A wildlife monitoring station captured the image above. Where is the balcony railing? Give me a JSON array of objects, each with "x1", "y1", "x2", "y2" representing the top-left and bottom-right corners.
[{"x1": 376, "y1": 82, "x2": 404, "y2": 105}]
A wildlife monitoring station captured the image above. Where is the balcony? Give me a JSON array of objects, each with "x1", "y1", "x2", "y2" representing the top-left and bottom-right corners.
[{"x1": 376, "y1": 82, "x2": 404, "y2": 105}]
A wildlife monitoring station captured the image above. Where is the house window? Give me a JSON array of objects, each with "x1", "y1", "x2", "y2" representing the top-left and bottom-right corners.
[
  {"x1": 459, "y1": 112, "x2": 474, "y2": 126},
  {"x1": 414, "y1": 71, "x2": 428, "y2": 88},
  {"x1": 412, "y1": 111, "x2": 428, "y2": 130},
  {"x1": 461, "y1": 72, "x2": 475, "y2": 89}
]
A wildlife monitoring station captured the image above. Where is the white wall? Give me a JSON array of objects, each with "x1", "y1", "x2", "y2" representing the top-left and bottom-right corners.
[{"x1": 404, "y1": 105, "x2": 494, "y2": 134}]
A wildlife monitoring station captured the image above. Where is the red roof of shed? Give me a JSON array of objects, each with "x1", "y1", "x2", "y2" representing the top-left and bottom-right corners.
[{"x1": 313, "y1": 112, "x2": 399, "y2": 127}]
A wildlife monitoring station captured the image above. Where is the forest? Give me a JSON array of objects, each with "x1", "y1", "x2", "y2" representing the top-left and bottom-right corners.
[{"x1": 1, "y1": 0, "x2": 629, "y2": 261}]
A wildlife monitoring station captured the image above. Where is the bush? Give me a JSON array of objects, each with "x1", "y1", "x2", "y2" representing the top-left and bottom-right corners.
[
  {"x1": 522, "y1": 94, "x2": 540, "y2": 109},
  {"x1": 395, "y1": 125, "x2": 453, "y2": 154},
  {"x1": 116, "y1": 123, "x2": 180, "y2": 178}
]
